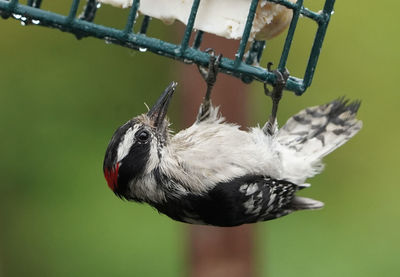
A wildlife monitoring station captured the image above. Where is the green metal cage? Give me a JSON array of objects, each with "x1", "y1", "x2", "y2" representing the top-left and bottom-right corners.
[{"x1": 0, "y1": 0, "x2": 335, "y2": 95}]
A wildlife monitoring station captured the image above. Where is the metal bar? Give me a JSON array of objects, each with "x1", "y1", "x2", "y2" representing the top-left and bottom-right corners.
[
  {"x1": 124, "y1": 0, "x2": 140, "y2": 34},
  {"x1": 66, "y1": 0, "x2": 80, "y2": 24},
  {"x1": 33, "y1": 0, "x2": 42, "y2": 8},
  {"x1": 323, "y1": 0, "x2": 336, "y2": 15},
  {"x1": 303, "y1": 0, "x2": 335, "y2": 88},
  {"x1": 139, "y1": 15, "x2": 150, "y2": 34},
  {"x1": 268, "y1": 0, "x2": 324, "y2": 23},
  {"x1": 1, "y1": 0, "x2": 17, "y2": 18},
  {"x1": 242, "y1": 40, "x2": 266, "y2": 83},
  {"x1": 9, "y1": 0, "x2": 18, "y2": 6},
  {"x1": 192, "y1": 30, "x2": 203, "y2": 50},
  {"x1": 7, "y1": 0, "x2": 18, "y2": 11},
  {"x1": 234, "y1": 0, "x2": 259, "y2": 65},
  {"x1": 300, "y1": 7, "x2": 324, "y2": 23},
  {"x1": 79, "y1": 0, "x2": 99, "y2": 22},
  {"x1": 277, "y1": 0, "x2": 304, "y2": 71},
  {"x1": 180, "y1": 0, "x2": 200, "y2": 54}
]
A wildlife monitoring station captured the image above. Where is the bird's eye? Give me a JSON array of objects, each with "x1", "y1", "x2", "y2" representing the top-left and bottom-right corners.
[{"x1": 136, "y1": 130, "x2": 150, "y2": 142}]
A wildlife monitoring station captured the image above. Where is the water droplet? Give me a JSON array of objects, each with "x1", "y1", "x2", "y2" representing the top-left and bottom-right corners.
[
  {"x1": 331, "y1": 10, "x2": 335, "y2": 15},
  {"x1": 32, "y1": 19, "x2": 40, "y2": 25},
  {"x1": 104, "y1": 37, "x2": 112, "y2": 44},
  {"x1": 183, "y1": 59, "x2": 193, "y2": 64},
  {"x1": 20, "y1": 21, "x2": 26, "y2": 26},
  {"x1": 139, "y1": 47, "x2": 147, "y2": 52},
  {"x1": 96, "y1": 2, "x2": 102, "y2": 9},
  {"x1": 21, "y1": 16, "x2": 27, "y2": 21},
  {"x1": 12, "y1": 13, "x2": 21, "y2": 19}
]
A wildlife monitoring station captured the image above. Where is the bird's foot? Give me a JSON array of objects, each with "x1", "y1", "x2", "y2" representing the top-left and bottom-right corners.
[
  {"x1": 197, "y1": 49, "x2": 222, "y2": 122},
  {"x1": 263, "y1": 64, "x2": 289, "y2": 135},
  {"x1": 197, "y1": 49, "x2": 222, "y2": 91},
  {"x1": 264, "y1": 63, "x2": 289, "y2": 101}
]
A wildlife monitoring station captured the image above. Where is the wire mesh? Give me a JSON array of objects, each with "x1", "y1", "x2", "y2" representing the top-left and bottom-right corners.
[{"x1": 0, "y1": 0, "x2": 335, "y2": 95}]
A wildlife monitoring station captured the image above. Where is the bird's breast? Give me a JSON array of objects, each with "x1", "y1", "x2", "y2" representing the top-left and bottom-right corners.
[{"x1": 163, "y1": 124, "x2": 283, "y2": 191}]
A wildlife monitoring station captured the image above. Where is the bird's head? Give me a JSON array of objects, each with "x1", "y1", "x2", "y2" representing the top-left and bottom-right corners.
[{"x1": 103, "y1": 82, "x2": 177, "y2": 199}]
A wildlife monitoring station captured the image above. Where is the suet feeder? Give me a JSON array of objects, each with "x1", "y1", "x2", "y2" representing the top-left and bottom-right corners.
[{"x1": 0, "y1": 0, "x2": 335, "y2": 95}]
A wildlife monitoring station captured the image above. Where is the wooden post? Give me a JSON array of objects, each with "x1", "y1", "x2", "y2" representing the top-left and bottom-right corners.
[{"x1": 179, "y1": 34, "x2": 255, "y2": 277}]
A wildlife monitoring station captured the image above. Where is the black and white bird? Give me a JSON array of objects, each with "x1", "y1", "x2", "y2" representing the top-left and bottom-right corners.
[{"x1": 103, "y1": 61, "x2": 362, "y2": 227}]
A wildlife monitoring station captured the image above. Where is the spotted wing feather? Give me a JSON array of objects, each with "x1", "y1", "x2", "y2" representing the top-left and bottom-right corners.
[{"x1": 154, "y1": 175, "x2": 319, "y2": 226}]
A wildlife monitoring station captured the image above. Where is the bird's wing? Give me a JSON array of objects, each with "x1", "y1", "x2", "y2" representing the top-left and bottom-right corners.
[
  {"x1": 158, "y1": 175, "x2": 309, "y2": 226},
  {"x1": 206, "y1": 175, "x2": 299, "y2": 225}
]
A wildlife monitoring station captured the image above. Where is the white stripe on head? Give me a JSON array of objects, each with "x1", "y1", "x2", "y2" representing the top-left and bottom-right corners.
[
  {"x1": 117, "y1": 125, "x2": 140, "y2": 162},
  {"x1": 144, "y1": 138, "x2": 160, "y2": 174}
]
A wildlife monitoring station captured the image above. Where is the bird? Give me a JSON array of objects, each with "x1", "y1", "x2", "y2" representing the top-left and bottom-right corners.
[{"x1": 103, "y1": 59, "x2": 362, "y2": 227}]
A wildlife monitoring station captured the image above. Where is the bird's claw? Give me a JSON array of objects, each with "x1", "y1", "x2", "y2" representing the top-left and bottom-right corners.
[
  {"x1": 273, "y1": 67, "x2": 289, "y2": 95},
  {"x1": 197, "y1": 48, "x2": 222, "y2": 89},
  {"x1": 263, "y1": 66, "x2": 289, "y2": 104}
]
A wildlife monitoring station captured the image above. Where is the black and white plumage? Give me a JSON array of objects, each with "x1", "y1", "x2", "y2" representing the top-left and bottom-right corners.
[{"x1": 103, "y1": 82, "x2": 362, "y2": 227}]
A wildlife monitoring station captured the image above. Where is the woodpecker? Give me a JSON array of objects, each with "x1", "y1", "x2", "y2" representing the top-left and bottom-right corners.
[{"x1": 103, "y1": 62, "x2": 362, "y2": 226}]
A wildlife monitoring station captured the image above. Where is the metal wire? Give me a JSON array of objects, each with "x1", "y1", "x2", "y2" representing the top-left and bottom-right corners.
[{"x1": 0, "y1": 0, "x2": 336, "y2": 95}]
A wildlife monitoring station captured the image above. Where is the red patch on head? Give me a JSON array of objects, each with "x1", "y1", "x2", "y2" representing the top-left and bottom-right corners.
[{"x1": 104, "y1": 162, "x2": 120, "y2": 191}]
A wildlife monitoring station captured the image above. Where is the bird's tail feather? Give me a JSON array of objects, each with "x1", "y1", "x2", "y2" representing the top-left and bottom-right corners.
[
  {"x1": 277, "y1": 98, "x2": 362, "y2": 161},
  {"x1": 290, "y1": 196, "x2": 324, "y2": 210}
]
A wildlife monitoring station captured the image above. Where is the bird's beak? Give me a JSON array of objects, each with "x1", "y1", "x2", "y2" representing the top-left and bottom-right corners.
[{"x1": 147, "y1": 81, "x2": 177, "y2": 131}]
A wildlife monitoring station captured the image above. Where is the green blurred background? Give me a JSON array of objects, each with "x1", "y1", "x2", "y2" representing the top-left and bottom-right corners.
[{"x1": 0, "y1": 1, "x2": 399, "y2": 276}]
